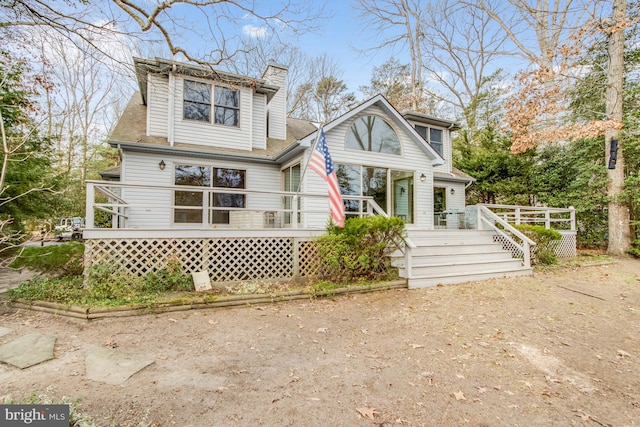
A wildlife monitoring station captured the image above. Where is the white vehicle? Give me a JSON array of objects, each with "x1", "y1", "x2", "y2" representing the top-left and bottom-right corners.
[{"x1": 55, "y1": 217, "x2": 85, "y2": 240}]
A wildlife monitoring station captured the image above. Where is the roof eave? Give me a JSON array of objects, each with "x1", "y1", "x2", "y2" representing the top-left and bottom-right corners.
[{"x1": 110, "y1": 140, "x2": 280, "y2": 165}]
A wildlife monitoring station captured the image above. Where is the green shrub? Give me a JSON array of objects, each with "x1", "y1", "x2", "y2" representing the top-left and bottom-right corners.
[
  {"x1": 10, "y1": 242, "x2": 84, "y2": 277},
  {"x1": 142, "y1": 258, "x2": 193, "y2": 293},
  {"x1": 315, "y1": 216, "x2": 405, "y2": 283},
  {"x1": 7, "y1": 276, "x2": 86, "y2": 304},
  {"x1": 514, "y1": 224, "x2": 562, "y2": 265},
  {"x1": 627, "y1": 238, "x2": 640, "y2": 258}
]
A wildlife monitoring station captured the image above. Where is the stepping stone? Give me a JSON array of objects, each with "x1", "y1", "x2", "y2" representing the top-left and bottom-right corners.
[
  {"x1": 0, "y1": 327, "x2": 12, "y2": 337},
  {"x1": 85, "y1": 347, "x2": 154, "y2": 385},
  {"x1": 0, "y1": 333, "x2": 55, "y2": 369}
]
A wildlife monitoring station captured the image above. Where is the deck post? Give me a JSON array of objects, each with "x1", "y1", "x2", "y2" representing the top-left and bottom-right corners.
[
  {"x1": 523, "y1": 240, "x2": 531, "y2": 268},
  {"x1": 86, "y1": 182, "x2": 95, "y2": 229},
  {"x1": 569, "y1": 206, "x2": 576, "y2": 231},
  {"x1": 292, "y1": 196, "x2": 299, "y2": 229}
]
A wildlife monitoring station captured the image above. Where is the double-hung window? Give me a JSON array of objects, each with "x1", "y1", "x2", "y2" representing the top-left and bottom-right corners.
[{"x1": 183, "y1": 80, "x2": 239, "y2": 127}]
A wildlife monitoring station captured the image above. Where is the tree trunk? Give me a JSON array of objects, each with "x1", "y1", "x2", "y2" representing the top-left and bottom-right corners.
[{"x1": 605, "y1": 0, "x2": 629, "y2": 255}]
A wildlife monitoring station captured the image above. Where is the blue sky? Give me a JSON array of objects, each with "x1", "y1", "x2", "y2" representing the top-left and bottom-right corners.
[{"x1": 294, "y1": 1, "x2": 403, "y2": 91}]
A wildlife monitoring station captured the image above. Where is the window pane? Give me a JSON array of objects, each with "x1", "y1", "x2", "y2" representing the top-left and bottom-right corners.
[
  {"x1": 346, "y1": 116, "x2": 401, "y2": 155},
  {"x1": 430, "y1": 128, "x2": 443, "y2": 156},
  {"x1": 184, "y1": 102, "x2": 210, "y2": 122},
  {"x1": 415, "y1": 125, "x2": 427, "y2": 140},
  {"x1": 214, "y1": 106, "x2": 238, "y2": 126},
  {"x1": 214, "y1": 87, "x2": 238, "y2": 107},
  {"x1": 363, "y1": 167, "x2": 387, "y2": 212},
  {"x1": 174, "y1": 191, "x2": 202, "y2": 224},
  {"x1": 175, "y1": 191, "x2": 202, "y2": 206},
  {"x1": 336, "y1": 164, "x2": 361, "y2": 213},
  {"x1": 213, "y1": 168, "x2": 245, "y2": 188},
  {"x1": 184, "y1": 81, "x2": 210, "y2": 103},
  {"x1": 175, "y1": 165, "x2": 210, "y2": 186}
]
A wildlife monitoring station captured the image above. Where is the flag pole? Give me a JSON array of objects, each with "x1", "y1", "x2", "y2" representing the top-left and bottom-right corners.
[
  {"x1": 295, "y1": 124, "x2": 323, "y2": 195},
  {"x1": 289, "y1": 125, "x2": 323, "y2": 228}
]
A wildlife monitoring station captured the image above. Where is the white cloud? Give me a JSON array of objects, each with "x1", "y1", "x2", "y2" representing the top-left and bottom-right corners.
[{"x1": 243, "y1": 24, "x2": 269, "y2": 38}]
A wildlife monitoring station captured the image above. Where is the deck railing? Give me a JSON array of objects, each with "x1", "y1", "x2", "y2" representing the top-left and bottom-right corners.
[
  {"x1": 476, "y1": 204, "x2": 577, "y2": 260},
  {"x1": 85, "y1": 180, "x2": 386, "y2": 230},
  {"x1": 478, "y1": 204, "x2": 576, "y2": 231}
]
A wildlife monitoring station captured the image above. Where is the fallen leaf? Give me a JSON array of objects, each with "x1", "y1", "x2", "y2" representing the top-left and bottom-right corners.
[
  {"x1": 453, "y1": 391, "x2": 466, "y2": 401},
  {"x1": 477, "y1": 387, "x2": 487, "y2": 394},
  {"x1": 208, "y1": 319, "x2": 218, "y2": 325},
  {"x1": 316, "y1": 327, "x2": 328, "y2": 334},
  {"x1": 356, "y1": 407, "x2": 378, "y2": 420},
  {"x1": 617, "y1": 349, "x2": 631, "y2": 358},
  {"x1": 168, "y1": 318, "x2": 177, "y2": 323},
  {"x1": 411, "y1": 344, "x2": 424, "y2": 349}
]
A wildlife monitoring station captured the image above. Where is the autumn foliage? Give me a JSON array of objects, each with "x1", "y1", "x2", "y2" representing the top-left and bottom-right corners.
[{"x1": 503, "y1": 21, "x2": 628, "y2": 154}]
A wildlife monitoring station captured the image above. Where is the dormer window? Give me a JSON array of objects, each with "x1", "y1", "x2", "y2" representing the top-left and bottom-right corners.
[
  {"x1": 183, "y1": 80, "x2": 239, "y2": 127},
  {"x1": 415, "y1": 125, "x2": 443, "y2": 156}
]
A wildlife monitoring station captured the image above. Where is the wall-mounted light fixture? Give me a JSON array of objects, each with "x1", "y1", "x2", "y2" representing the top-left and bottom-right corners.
[
  {"x1": 159, "y1": 160, "x2": 166, "y2": 170},
  {"x1": 450, "y1": 188, "x2": 455, "y2": 195},
  {"x1": 420, "y1": 173, "x2": 426, "y2": 182}
]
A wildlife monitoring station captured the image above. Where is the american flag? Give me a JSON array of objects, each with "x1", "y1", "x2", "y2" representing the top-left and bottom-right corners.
[{"x1": 308, "y1": 128, "x2": 345, "y2": 228}]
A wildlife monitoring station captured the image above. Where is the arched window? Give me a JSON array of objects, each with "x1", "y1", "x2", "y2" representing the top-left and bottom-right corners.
[{"x1": 345, "y1": 116, "x2": 401, "y2": 155}]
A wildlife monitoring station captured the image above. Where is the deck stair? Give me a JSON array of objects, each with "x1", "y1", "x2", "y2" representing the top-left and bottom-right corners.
[{"x1": 394, "y1": 229, "x2": 533, "y2": 288}]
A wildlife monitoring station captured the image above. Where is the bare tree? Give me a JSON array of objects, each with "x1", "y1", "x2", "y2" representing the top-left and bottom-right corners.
[
  {"x1": 1, "y1": 0, "x2": 328, "y2": 67},
  {"x1": 462, "y1": 0, "x2": 599, "y2": 70},
  {"x1": 289, "y1": 54, "x2": 356, "y2": 123},
  {"x1": 354, "y1": 0, "x2": 425, "y2": 110},
  {"x1": 419, "y1": 0, "x2": 511, "y2": 131}
]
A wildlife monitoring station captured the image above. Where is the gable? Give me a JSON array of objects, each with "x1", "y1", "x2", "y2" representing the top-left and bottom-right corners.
[{"x1": 297, "y1": 95, "x2": 445, "y2": 166}]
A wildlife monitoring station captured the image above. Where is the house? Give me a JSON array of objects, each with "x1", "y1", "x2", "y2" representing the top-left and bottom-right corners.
[{"x1": 85, "y1": 57, "x2": 576, "y2": 287}]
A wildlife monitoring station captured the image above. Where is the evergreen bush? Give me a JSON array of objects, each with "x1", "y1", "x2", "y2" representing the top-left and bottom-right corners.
[
  {"x1": 514, "y1": 224, "x2": 562, "y2": 265},
  {"x1": 314, "y1": 216, "x2": 405, "y2": 283}
]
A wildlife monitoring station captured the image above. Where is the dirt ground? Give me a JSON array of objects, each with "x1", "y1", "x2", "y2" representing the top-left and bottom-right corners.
[{"x1": 0, "y1": 257, "x2": 639, "y2": 427}]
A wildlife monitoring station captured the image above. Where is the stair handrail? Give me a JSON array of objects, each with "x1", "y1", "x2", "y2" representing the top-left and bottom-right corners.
[{"x1": 477, "y1": 205, "x2": 536, "y2": 268}]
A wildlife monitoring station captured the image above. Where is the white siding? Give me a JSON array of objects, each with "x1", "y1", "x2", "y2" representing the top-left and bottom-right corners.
[
  {"x1": 263, "y1": 64, "x2": 287, "y2": 140},
  {"x1": 121, "y1": 151, "x2": 173, "y2": 228},
  {"x1": 147, "y1": 74, "x2": 169, "y2": 138},
  {"x1": 121, "y1": 151, "x2": 282, "y2": 229},
  {"x1": 302, "y1": 109, "x2": 436, "y2": 229},
  {"x1": 251, "y1": 94, "x2": 267, "y2": 150}
]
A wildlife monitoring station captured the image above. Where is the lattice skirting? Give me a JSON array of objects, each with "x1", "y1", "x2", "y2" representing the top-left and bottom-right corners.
[
  {"x1": 493, "y1": 230, "x2": 577, "y2": 261},
  {"x1": 84, "y1": 237, "x2": 321, "y2": 282}
]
